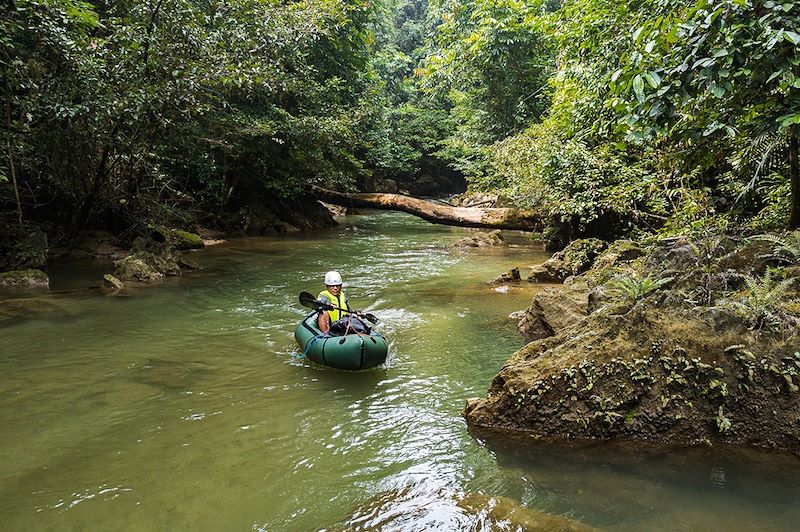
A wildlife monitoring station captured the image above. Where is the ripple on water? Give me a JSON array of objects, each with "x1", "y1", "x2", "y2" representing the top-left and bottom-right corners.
[{"x1": 4, "y1": 212, "x2": 800, "y2": 531}]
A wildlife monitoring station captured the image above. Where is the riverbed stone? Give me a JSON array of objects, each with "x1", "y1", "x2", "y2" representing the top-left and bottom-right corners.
[
  {"x1": 0, "y1": 268, "x2": 49, "y2": 288},
  {"x1": 453, "y1": 229, "x2": 505, "y2": 248},
  {"x1": 456, "y1": 493, "x2": 597, "y2": 531},
  {"x1": 102, "y1": 273, "x2": 124, "y2": 290},
  {"x1": 114, "y1": 256, "x2": 164, "y2": 282},
  {"x1": 490, "y1": 267, "x2": 521, "y2": 285}
]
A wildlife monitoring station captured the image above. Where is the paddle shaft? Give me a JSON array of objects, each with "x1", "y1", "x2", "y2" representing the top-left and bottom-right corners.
[
  {"x1": 298, "y1": 291, "x2": 378, "y2": 323},
  {"x1": 320, "y1": 303, "x2": 378, "y2": 323}
]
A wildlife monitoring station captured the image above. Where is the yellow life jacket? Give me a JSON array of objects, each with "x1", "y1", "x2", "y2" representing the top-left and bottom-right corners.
[{"x1": 317, "y1": 289, "x2": 349, "y2": 322}]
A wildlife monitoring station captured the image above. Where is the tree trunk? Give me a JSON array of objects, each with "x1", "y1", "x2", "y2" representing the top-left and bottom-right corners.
[
  {"x1": 312, "y1": 187, "x2": 542, "y2": 231},
  {"x1": 5, "y1": 84, "x2": 22, "y2": 226},
  {"x1": 790, "y1": 124, "x2": 799, "y2": 229}
]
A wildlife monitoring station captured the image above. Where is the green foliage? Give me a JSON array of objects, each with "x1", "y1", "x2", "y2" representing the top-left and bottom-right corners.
[
  {"x1": 716, "y1": 406, "x2": 732, "y2": 435},
  {"x1": 1, "y1": 0, "x2": 380, "y2": 233},
  {"x1": 609, "y1": 274, "x2": 674, "y2": 304},
  {"x1": 3, "y1": 0, "x2": 799, "y2": 240},
  {"x1": 755, "y1": 231, "x2": 800, "y2": 264},
  {"x1": 723, "y1": 271, "x2": 794, "y2": 331}
]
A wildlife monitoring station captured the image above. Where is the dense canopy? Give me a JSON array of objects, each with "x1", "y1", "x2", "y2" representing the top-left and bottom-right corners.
[{"x1": 2, "y1": 0, "x2": 799, "y2": 245}]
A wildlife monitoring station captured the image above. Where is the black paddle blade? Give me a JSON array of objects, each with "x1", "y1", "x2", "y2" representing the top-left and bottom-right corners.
[
  {"x1": 362, "y1": 313, "x2": 380, "y2": 324},
  {"x1": 298, "y1": 291, "x2": 322, "y2": 309}
]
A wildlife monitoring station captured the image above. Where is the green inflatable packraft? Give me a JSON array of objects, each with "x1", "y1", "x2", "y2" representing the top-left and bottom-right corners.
[{"x1": 294, "y1": 312, "x2": 388, "y2": 370}]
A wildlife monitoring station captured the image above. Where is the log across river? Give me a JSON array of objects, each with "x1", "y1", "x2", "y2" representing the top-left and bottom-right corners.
[
  {"x1": 313, "y1": 186, "x2": 543, "y2": 231},
  {"x1": 2, "y1": 212, "x2": 799, "y2": 529}
]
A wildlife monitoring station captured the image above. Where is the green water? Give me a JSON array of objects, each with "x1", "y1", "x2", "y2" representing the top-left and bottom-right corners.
[{"x1": 2, "y1": 212, "x2": 799, "y2": 530}]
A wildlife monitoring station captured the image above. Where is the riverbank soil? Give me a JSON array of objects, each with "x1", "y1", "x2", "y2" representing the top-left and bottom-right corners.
[{"x1": 466, "y1": 234, "x2": 800, "y2": 451}]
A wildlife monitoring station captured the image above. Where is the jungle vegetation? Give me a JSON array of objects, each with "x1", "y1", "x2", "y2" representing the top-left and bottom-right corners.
[{"x1": 1, "y1": 0, "x2": 799, "y2": 247}]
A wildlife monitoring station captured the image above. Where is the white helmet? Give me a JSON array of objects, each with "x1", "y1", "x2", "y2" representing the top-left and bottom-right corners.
[{"x1": 324, "y1": 270, "x2": 342, "y2": 286}]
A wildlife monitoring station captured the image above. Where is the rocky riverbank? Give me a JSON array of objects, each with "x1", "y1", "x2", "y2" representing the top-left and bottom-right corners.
[{"x1": 466, "y1": 233, "x2": 800, "y2": 451}]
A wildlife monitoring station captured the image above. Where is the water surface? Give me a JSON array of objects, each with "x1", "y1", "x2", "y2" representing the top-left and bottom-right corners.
[{"x1": 1, "y1": 212, "x2": 799, "y2": 530}]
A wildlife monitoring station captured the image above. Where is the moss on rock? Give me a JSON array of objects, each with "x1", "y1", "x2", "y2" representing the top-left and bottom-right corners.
[
  {"x1": 528, "y1": 238, "x2": 607, "y2": 283},
  {"x1": 453, "y1": 229, "x2": 505, "y2": 248},
  {"x1": 474, "y1": 234, "x2": 800, "y2": 451},
  {"x1": 171, "y1": 230, "x2": 204, "y2": 250},
  {"x1": 0, "y1": 268, "x2": 49, "y2": 288}
]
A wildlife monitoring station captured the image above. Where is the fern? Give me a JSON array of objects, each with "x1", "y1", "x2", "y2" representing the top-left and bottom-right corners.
[
  {"x1": 724, "y1": 272, "x2": 794, "y2": 330},
  {"x1": 735, "y1": 130, "x2": 791, "y2": 204},
  {"x1": 754, "y1": 231, "x2": 800, "y2": 264},
  {"x1": 609, "y1": 274, "x2": 674, "y2": 304}
]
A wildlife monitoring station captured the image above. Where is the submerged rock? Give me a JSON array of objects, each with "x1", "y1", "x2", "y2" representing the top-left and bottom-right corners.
[
  {"x1": 456, "y1": 493, "x2": 597, "y2": 532},
  {"x1": 0, "y1": 268, "x2": 49, "y2": 288},
  {"x1": 453, "y1": 229, "x2": 505, "y2": 248}
]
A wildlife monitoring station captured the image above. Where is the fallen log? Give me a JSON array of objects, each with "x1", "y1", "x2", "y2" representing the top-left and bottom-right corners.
[{"x1": 312, "y1": 187, "x2": 542, "y2": 231}]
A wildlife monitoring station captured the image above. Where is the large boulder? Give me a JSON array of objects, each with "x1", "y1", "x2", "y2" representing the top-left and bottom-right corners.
[
  {"x1": 528, "y1": 238, "x2": 607, "y2": 283},
  {"x1": 112, "y1": 237, "x2": 199, "y2": 283},
  {"x1": 517, "y1": 277, "x2": 591, "y2": 342},
  {"x1": 0, "y1": 268, "x2": 49, "y2": 288},
  {"x1": 465, "y1": 303, "x2": 800, "y2": 450},
  {"x1": 468, "y1": 233, "x2": 800, "y2": 451}
]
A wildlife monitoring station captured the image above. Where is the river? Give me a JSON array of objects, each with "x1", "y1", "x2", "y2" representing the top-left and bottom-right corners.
[{"x1": 1, "y1": 212, "x2": 799, "y2": 530}]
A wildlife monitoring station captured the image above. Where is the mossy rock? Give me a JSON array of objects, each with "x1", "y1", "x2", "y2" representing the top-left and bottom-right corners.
[
  {"x1": 529, "y1": 238, "x2": 607, "y2": 283},
  {"x1": 102, "y1": 273, "x2": 124, "y2": 290},
  {"x1": 587, "y1": 240, "x2": 646, "y2": 283},
  {"x1": 171, "y1": 229, "x2": 204, "y2": 250},
  {"x1": 490, "y1": 267, "x2": 521, "y2": 285},
  {"x1": 0, "y1": 268, "x2": 49, "y2": 288},
  {"x1": 114, "y1": 256, "x2": 163, "y2": 282},
  {"x1": 453, "y1": 229, "x2": 505, "y2": 248}
]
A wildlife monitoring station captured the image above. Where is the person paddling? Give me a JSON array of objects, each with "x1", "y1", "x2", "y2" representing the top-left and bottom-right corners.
[{"x1": 317, "y1": 271, "x2": 349, "y2": 333}]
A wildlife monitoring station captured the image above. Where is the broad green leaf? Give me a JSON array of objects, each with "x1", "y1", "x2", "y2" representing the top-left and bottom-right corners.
[
  {"x1": 633, "y1": 74, "x2": 645, "y2": 102},
  {"x1": 643, "y1": 71, "x2": 661, "y2": 88},
  {"x1": 779, "y1": 113, "x2": 800, "y2": 126},
  {"x1": 784, "y1": 31, "x2": 800, "y2": 45}
]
